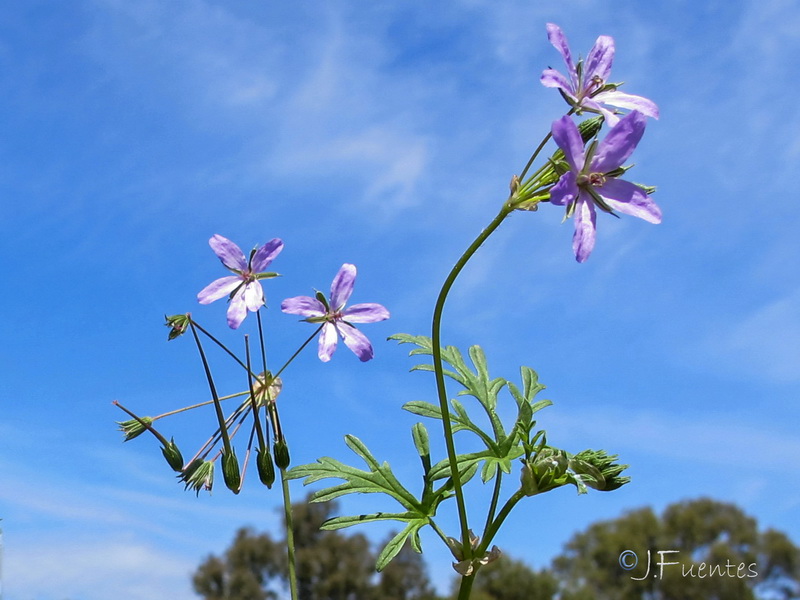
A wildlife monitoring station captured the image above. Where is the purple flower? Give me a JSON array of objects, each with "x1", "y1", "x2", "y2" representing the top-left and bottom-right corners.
[
  {"x1": 197, "y1": 234, "x2": 283, "y2": 329},
  {"x1": 281, "y1": 263, "x2": 390, "y2": 362},
  {"x1": 541, "y1": 23, "x2": 659, "y2": 126},
  {"x1": 550, "y1": 111, "x2": 661, "y2": 262}
]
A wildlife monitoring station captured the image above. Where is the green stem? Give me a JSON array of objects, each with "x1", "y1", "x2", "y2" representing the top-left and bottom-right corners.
[
  {"x1": 245, "y1": 336, "x2": 268, "y2": 451},
  {"x1": 431, "y1": 128, "x2": 557, "y2": 592},
  {"x1": 280, "y1": 467, "x2": 299, "y2": 600},
  {"x1": 189, "y1": 322, "x2": 233, "y2": 455},
  {"x1": 431, "y1": 203, "x2": 514, "y2": 557},
  {"x1": 482, "y1": 471, "x2": 503, "y2": 540},
  {"x1": 481, "y1": 489, "x2": 526, "y2": 555},
  {"x1": 256, "y1": 310, "x2": 269, "y2": 373},
  {"x1": 457, "y1": 574, "x2": 476, "y2": 600},
  {"x1": 272, "y1": 325, "x2": 324, "y2": 381},
  {"x1": 518, "y1": 131, "x2": 553, "y2": 182},
  {"x1": 189, "y1": 318, "x2": 257, "y2": 378},
  {"x1": 152, "y1": 391, "x2": 249, "y2": 420}
]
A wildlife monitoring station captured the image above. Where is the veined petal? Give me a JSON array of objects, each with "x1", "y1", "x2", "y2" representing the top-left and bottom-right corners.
[
  {"x1": 572, "y1": 195, "x2": 597, "y2": 263},
  {"x1": 540, "y1": 68, "x2": 574, "y2": 95},
  {"x1": 593, "y1": 90, "x2": 659, "y2": 119},
  {"x1": 549, "y1": 171, "x2": 578, "y2": 206},
  {"x1": 209, "y1": 235, "x2": 247, "y2": 271},
  {"x1": 546, "y1": 23, "x2": 577, "y2": 86},
  {"x1": 591, "y1": 111, "x2": 646, "y2": 173},
  {"x1": 330, "y1": 263, "x2": 357, "y2": 310},
  {"x1": 598, "y1": 179, "x2": 662, "y2": 224},
  {"x1": 338, "y1": 323, "x2": 374, "y2": 362},
  {"x1": 242, "y1": 281, "x2": 265, "y2": 312},
  {"x1": 551, "y1": 115, "x2": 585, "y2": 172},
  {"x1": 197, "y1": 276, "x2": 242, "y2": 304},
  {"x1": 584, "y1": 35, "x2": 615, "y2": 84},
  {"x1": 250, "y1": 238, "x2": 284, "y2": 272},
  {"x1": 227, "y1": 289, "x2": 248, "y2": 329},
  {"x1": 318, "y1": 322, "x2": 338, "y2": 362},
  {"x1": 281, "y1": 296, "x2": 326, "y2": 317},
  {"x1": 343, "y1": 303, "x2": 390, "y2": 323}
]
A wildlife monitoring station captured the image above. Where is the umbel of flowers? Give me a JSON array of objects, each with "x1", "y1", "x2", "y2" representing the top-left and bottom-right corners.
[{"x1": 115, "y1": 23, "x2": 661, "y2": 600}]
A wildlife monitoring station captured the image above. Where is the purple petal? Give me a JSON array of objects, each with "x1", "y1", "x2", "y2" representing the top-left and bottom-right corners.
[
  {"x1": 318, "y1": 322, "x2": 338, "y2": 362},
  {"x1": 572, "y1": 195, "x2": 597, "y2": 263},
  {"x1": 584, "y1": 35, "x2": 615, "y2": 84},
  {"x1": 590, "y1": 111, "x2": 646, "y2": 173},
  {"x1": 330, "y1": 263, "x2": 356, "y2": 310},
  {"x1": 338, "y1": 323, "x2": 374, "y2": 362},
  {"x1": 551, "y1": 116, "x2": 585, "y2": 172},
  {"x1": 242, "y1": 281, "x2": 265, "y2": 312},
  {"x1": 281, "y1": 296, "x2": 326, "y2": 318},
  {"x1": 540, "y1": 68, "x2": 575, "y2": 95},
  {"x1": 598, "y1": 179, "x2": 662, "y2": 224},
  {"x1": 593, "y1": 90, "x2": 659, "y2": 119},
  {"x1": 227, "y1": 289, "x2": 248, "y2": 329},
  {"x1": 197, "y1": 275, "x2": 242, "y2": 304},
  {"x1": 343, "y1": 303, "x2": 390, "y2": 323},
  {"x1": 549, "y1": 171, "x2": 578, "y2": 206},
  {"x1": 250, "y1": 238, "x2": 284, "y2": 272},
  {"x1": 546, "y1": 23, "x2": 577, "y2": 86},
  {"x1": 209, "y1": 235, "x2": 247, "y2": 271}
]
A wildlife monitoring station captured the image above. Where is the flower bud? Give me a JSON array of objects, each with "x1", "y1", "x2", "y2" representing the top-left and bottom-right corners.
[
  {"x1": 256, "y1": 446, "x2": 276, "y2": 488},
  {"x1": 160, "y1": 438, "x2": 184, "y2": 472},
  {"x1": 577, "y1": 115, "x2": 604, "y2": 142},
  {"x1": 273, "y1": 439, "x2": 290, "y2": 469},
  {"x1": 164, "y1": 314, "x2": 191, "y2": 340}
]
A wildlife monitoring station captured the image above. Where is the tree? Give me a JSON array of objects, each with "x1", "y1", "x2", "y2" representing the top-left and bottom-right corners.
[
  {"x1": 552, "y1": 498, "x2": 800, "y2": 600},
  {"x1": 465, "y1": 554, "x2": 558, "y2": 600},
  {"x1": 192, "y1": 495, "x2": 439, "y2": 600}
]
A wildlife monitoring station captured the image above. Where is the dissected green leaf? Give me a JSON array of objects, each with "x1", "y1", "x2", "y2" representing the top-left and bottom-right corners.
[{"x1": 375, "y1": 520, "x2": 426, "y2": 571}]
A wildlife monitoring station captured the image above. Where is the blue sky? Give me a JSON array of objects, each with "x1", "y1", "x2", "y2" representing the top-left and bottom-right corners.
[{"x1": 1, "y1": 0, "x2": 799, "y2": 598}]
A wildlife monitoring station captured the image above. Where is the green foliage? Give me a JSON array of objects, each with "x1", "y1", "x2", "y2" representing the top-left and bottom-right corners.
[
  {"x1": 287, "y1": 432, "x2": 452, "y2": 571},
  {"x1": 289, "y1": 335, "x2": 630, "y2": 572}
]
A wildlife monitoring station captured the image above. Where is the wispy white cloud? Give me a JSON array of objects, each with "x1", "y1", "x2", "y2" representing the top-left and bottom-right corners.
[
  {"x1": 695, "y1": 288, "x2": 800, "y2": 384},
  {"x1": 7, "y1": 537, "x2": 197, "y2": 600},
  {"x1": 83, "y1": 0, "x2": 435, "y2": 218}
]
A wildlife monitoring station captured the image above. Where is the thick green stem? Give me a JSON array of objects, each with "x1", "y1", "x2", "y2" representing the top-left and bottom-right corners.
[
  {"x1": 457, "y1": 573, "x2": 476, "y2": 600},
  {"x1": 280, "y1": 467, "x2": 299, "y2": 600},
  {"x1": 431, "y1": 203, "x2": 514, "y2": 557}
]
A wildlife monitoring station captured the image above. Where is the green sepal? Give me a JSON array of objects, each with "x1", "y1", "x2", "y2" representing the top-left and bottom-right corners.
[
  {"x1": 571, "y1": 449, "x2": 630, "y2": 491},
  {"x1": 221, "y1": 448, "x2": 241, "y2": 494},
  {"x1": 256, "y1": 446, "x2": 275, "y2": 488},
  {"x1": 164, "y1": 314, "x2": 190, "y2": 340},
  {"x1": 315, "y1": 291, "x2": 330, "y2": 311},
  {"x1": 179, "y1": 459, "x2": 214, "y2": 495},
  {"x1": 117, "y1": 416, "x2": 153, "y2": 441},
  {"x1": 160, "y1": 438, "x2": 184, "y2": 472},
  {"x1": 273, "y1": 439, "x2": 291, "y2": 469},
  {"x1": 254, "y1": 271, "x2": 280, "y2": 280}
]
